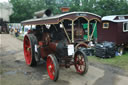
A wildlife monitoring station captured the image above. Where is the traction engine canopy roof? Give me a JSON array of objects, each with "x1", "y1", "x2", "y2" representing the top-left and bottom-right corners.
[{"x1": 21, "y1": 12, "x2": 101, "y2": 25}]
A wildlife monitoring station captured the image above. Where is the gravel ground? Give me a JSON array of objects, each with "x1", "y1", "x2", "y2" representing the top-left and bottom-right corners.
[{"x1": 0, "y1": 34, "x2": 128, "y2": 85}]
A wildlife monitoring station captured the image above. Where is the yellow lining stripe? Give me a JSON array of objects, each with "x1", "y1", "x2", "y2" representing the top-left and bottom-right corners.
[{"x1": 22, "y1": 17, "x2": 101, "y2": 26}]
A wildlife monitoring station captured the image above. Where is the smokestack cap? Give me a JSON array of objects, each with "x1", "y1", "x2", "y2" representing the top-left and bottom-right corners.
[{"x1": 60, "y1": 7, "x2": 70, "y2": 13}]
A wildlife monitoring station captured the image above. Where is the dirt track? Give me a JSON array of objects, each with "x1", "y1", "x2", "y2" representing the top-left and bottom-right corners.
[{"x1": 0, "y1": 34, "x2": 128, "y2": 85}]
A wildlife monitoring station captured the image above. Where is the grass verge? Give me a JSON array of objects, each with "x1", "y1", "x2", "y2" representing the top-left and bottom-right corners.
[
  {"x1": 88, "y1": 53, "x2": 128, "y2": 72},
  {"x1": 17, "y1": 36, "x2": 24, "y2": 41}
]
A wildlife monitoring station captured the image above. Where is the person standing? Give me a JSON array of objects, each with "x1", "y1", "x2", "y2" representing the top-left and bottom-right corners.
[{"x1": 15, "y1": 28, "x2": 18, "y2": 37}]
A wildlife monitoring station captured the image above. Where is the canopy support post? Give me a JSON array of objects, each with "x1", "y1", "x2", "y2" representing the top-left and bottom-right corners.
[
  {"x1": 87, "y1": 21, "x2": 90, "y2": 41},
  {"x1": 90, "y1": 20, "x2": 97, "y2": 40},
  {"x1": 72, "y1": 21, "x2": 74, "y2": 43},
  {"x1": 30, "y1": 25, "x2": 32, "y2": 29},
  {"x1": 61, "y1": 22, "x2": 71, "y2": 43}
]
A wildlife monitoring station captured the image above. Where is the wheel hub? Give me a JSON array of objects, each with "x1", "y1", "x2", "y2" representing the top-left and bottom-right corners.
[
  {"x1": 27, "y1": 48, "x2": 31, "y2": 51},
  {"x1": 48, "y1": 65, "x2": 52, "y2": 70}
]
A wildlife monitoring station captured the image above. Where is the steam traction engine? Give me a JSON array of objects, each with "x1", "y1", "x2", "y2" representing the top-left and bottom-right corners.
[
  {"x1": 23, "y1": 26, "x2": 88, "y2": 81},
  {"x1": 21, "y1": 10, "x2": 103, "y2": 81}
]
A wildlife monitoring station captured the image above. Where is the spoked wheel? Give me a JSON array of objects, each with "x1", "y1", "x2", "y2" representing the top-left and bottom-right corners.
[
  {"x1": 46, "y1": 54, "x2": 59, "y2": 81},
  {"x1": 74, "y1": 48, "x2": 88, "y2": 75},
  {"x1": 23, "y1": 34, "x2": 37, "y2": 66}
]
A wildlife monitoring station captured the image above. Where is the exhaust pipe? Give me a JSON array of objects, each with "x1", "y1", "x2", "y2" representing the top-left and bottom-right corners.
[{"x1": 34, "y1": 9, "x2": 52, "y2": 18}]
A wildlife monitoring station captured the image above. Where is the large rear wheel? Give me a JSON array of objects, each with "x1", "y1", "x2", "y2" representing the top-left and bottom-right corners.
[
  {"x1": 23, "y1": 34, "x2": 37, "y2": 66},
  {"x1": 46, "y1": 54, "x2": 59, "y2": 81},
  {"x1": 74, "y1": 48, "x2": 88, "y2": 75}
]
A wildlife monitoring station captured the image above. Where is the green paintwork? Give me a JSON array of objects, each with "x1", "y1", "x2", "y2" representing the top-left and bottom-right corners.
[{"x1": 83, "y1": 23, "x2": 97, "y2": 40}]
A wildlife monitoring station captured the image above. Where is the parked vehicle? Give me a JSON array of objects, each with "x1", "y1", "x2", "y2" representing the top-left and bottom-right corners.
[
  {"x1": 0, "y1": 18, "x2": 9, "y2": 34},
  {"x1": 21, "y1": 10, "x2": 102, "y2": 81},
  {"x1": 98, "y1": 15, "x2": 128, "y2": 55}
]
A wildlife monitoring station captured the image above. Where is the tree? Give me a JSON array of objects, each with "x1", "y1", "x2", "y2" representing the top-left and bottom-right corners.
[
  {"x1": 10, "y1": 0, "x2": 128, "y2": 23},
  {"x1": 94, "y1": 0, "x2": 128, "y2": 16},
  {"x1": 82, "y1": 0, "x2": 97, "y2": 12},
  {"x1": 10, "y1": 0, "x2": 46, "y2": 22}
]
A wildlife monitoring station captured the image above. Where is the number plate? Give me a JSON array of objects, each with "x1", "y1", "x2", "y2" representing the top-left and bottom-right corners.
[{"x1": 67, "y1": 44, "x2": 74, "y2": 56}]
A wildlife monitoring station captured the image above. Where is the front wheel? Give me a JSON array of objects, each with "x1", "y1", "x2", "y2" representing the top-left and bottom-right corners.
[
  {"x1": 23, "y1": 34, "x2": 37, "y2": 66},
  {"x1": 74, "y1": 48, "x2": 88, "y2": 75},
  {"x1": 46, "y1": 54, "x2": 59, "y2": 81}
]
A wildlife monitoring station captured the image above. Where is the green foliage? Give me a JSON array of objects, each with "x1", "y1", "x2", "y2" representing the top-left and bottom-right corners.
[
  {"x1": 10, "y1": 0, "x2": 47, "y2": 22},
  {"x1": 10, "y1": 0, "x2": 128, "y2": 23},
  {"x1": 94, "y1": 0, "x2": 128, "y2": 16}
]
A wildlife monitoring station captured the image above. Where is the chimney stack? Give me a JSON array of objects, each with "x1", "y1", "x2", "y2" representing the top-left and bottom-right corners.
[
  {"x1": 60, "y1": 7, "x2": 70, "y2": 13},
  {"x1": 34, "y1": 9, "x2": 52, "y2": 18}
]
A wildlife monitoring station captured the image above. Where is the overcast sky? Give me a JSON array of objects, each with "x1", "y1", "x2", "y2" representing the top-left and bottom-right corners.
[{"x1": 0, "y1": 0, "x2": 9, "y2": 3}]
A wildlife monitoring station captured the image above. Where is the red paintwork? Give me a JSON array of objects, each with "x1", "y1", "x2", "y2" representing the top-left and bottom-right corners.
[
  {"x1": 49, "y1": 42, "x2": 57, "y2": 51},
  {"x1": 47, "y1": 55, "x2": 55, "y2": 80},
  {"x1": 39, "y1": 42, "x2": 57, "y2": 58},
  {"x1": 24, "y1": 35, "x2": 32, "y2": 65},
  {"x1": 39, "y1": 41, "x2": 43, "y2": 46}
]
